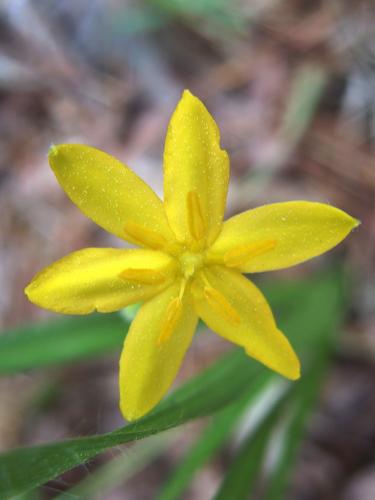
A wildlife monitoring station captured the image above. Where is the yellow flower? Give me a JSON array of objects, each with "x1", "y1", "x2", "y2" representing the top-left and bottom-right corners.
[{"x1": 25, "y1": 90, "x2": 359, "y2": 421}]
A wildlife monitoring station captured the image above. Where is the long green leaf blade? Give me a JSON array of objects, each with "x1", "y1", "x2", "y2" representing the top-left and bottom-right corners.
[
  {"x1": 0, "y1": 270, "x2": 341, "y2": 375},
  {"x1": 213, "y1": 354, "x2": 327, "y2": 500},
  {"x1": 0, "y1": 349, "x2": 260, "y2": 498},
  {"x1": 213, "y1": 388, "x2": 289, "y2": 500},
  {"x1": 157, "y1": 371, "x2": 273, "y2": 500},
  {"x1": 0, "y1": 315, "x2": 127, "y2": 374},
  {"x1": 0, "y1": 270, "x2": 346, "y2": 498},
  {"x1": 57, "y1": 434, "x2": 173, "y2": 500},
  {"x1": 213, "y1": 270, "x2": 345, "y2": 500},
  {"x1": 264, "y1": 335, "x2": 333, "y2": 499}
]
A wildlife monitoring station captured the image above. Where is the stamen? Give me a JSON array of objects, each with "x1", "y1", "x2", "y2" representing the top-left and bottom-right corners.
[
  {"x1": 124, "y1": 221, "x2": 167, "y2": 250},
  {"x1": 187, "y1": 191, "x2": 206, "y2": 241},
  {"x1": 119, "y1": 268, "x2": 166, "y2": 285},
  {"x1": 179, "y1": 279, "x2": 187, "y2": 300},
  {"x1": 224, "y1": 240, "x2": 277, "y2": 268},
  {"x1": 203, "y1": 286, "x2": 240, "y2": 326},
  {"x1": 158, "y1": 297, "x2": 182, "y2": 345}
]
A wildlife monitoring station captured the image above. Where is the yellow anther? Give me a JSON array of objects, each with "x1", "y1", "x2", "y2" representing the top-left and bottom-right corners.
[
  {"x1": 224, "y1": 240, "x2": 277, "y2": 268},
  {"x1": 203, "y1": 286, "x2": 240, "y2": 326},
  {"x1": 119, "y1": 268, "x2": 166, "y2": 285},
  {"x1": 158, "y1": 297, "x2": 182, "y2": 345},
  {"x1": 187, "y1": 191, "x2": 206, "y2": 241},
  {"x1": 124, "y1": 221, "x2": 167, "y2": 250}
]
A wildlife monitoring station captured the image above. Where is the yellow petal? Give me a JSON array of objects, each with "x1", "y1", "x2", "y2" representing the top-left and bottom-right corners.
[
  {"x1": 192, "y1": 266, "x2": 300, "y2": 380},
  {"x1": 49, "y1": 144, "x2": 176, "y2": 249},
  {"x1": 25, "y1": 248, "x2": 176, "y2": 314},
  {"x1": 163, "y1": 90, "x2": 229, "y2": 248},
  {"x1": 208, "y1": 201, "x2": 359, "y2": 273},
  {"x1": 119, "y1": 284, "x2": 198, "y2": 421}
]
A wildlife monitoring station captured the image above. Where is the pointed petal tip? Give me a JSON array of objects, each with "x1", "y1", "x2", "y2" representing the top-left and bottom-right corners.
[
  {"x1": 48, "y1": 143, "x2": 85, "y2": 163},
  {"x1": 24, "y1": 279, "x2": 38, "y2": 302},
  {"x1": 288, "y1": 367, "x2": 301, "y2": 381},
  {"x1": 120, "y1": 410, "x2": 136, "y2": 422},
  {"x1": 340, "y1": 210, "x2": 360, "y2": 231},
  {"x1": 353, "y1": 217, "x2": 361, "y2": 229},
  {"x1": 181, "y1": 89, "x2": 200, "y2": 105},
  {"x1": 23, "y1": 278, "x2": 48, "y2": 310},
  {"x1": 275, "y1": 364, "x2": 300, "y2": 381},
  {"x1": 343, "y1": 213, "x2": 360, "y2": 234},
  {"x1": 119, "y1": 402, "x2": 147, "y2": 422},
  {"x1": 182, "y1": 88, "x2": 194, "y2": 98},
  {"x1": 48, "y1": 144, "x2": 66, "y2": 169},
  {"x1": 244, "y1": 346, "x2": 301, "y2": 381},
  {"x1": 24, "y1": 283, "x2": 31, "y2": 299},
  {"x1": 244, "y1": 331, "x2": 301, "y2": 381},
  {"x1": 24, "y1": 283, "x2": 46, "y2": 310},
  {"x1": 48, "y1": 144, "x2": 58, "y2": 157},
  {"x1": 286, "y1": 353, "x2": 301, "y2": 381}
]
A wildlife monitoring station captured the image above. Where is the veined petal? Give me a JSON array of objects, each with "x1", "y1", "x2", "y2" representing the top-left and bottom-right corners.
[
  {"x1": 208, "y1": 201, "x2": 359, "y2": 273},
  {"x1": 25, "y1": 248, "x2": 176, "y2": 314},
  {"x1": 49, "y1": 144, "x2": 176, "y2": 249},
  {"x1": 119, "y1": 283, "x2": 198, "y2": 421},
  {"x1": 192, "y1": 266, "x2": 300, "y2": 380},
  {"x1": 163, "y1": 90, "x2": 229, "y2": 248}
]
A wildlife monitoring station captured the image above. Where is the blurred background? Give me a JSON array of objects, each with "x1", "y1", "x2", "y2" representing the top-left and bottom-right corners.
[{"x1": 0, "y1": 0, "x2": 374, "y2": 499}]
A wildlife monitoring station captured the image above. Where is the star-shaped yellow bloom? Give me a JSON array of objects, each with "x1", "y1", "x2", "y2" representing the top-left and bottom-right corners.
[{"x1": 25, "y1": 90, "x2": 358, "y2": 421}]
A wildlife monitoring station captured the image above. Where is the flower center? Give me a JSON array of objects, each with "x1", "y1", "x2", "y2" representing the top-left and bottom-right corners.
[{"x1": 179, "y1": 251, "x2": 204, "y2": 279}]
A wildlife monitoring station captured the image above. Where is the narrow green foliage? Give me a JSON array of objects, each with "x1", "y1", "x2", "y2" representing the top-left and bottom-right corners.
[
  {"x1": 281, "y1": 64, "x2": 328, "y2": 146},
  {"x1": 0, "y1": 269, "x2": 346, "y2": 498},
  {"x1": 157, "y1": 371, "x2": 273, "y2": 500},
  {"x1": 213, "y1": 389, "x2": 289, "y2": 500},
  {"x1": 212, "y1": 270, "x2": 343, "y2": 500},
  {"x1": 264, "y1": 349, "x2": 330, "y2": 499},
  {"x1": 56, "y1": 434, "x2": 172, "y2": 500},
  {"x1": 0, "y1": 315, "x2": 127, "y2": 374},
  {"x1": 0, "y1": 349, "x2": 261, "y2": 498}
]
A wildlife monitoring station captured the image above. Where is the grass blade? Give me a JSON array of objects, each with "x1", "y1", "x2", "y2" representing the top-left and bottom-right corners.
[
  {"x1": 213, "y1": 269, "x2": 345, "y2": 500},
  {"x1": 157, "y1": 371, "x2": 273, "y2": 500},
  {"x1": 0, "y1": 315, "x2": 127, "y2": 374},
  {"x1": 264, "y1": 338, "x2": 332, "y2": 499},
  {"x1": 0, "y1": 269, "x2": 346, "y2": 498},
  {"x1": 0, "y1": 349, "x2": 261, "y2": 498},
  {"x1": 56, "y1": 434, "x2": 173, "y2": 500},
  {"x1": 213, "y1": 387, "x2": 290, "y2": 500}
]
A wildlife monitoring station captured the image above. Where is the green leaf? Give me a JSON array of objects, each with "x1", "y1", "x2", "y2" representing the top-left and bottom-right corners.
[
  {"x1": 212, "y1": 270, "x2": 344, "y2": 500},
  {"x1": 213, "y1": 386, "x2": 290, "y2": 500},
  {"x1": 0, "y1": 269, "x2": 346, "y2": 498},
  {"x1": 56, "y1": 434, "x2": 173, "y2": 500},
  {"x1": 0, "y1": 314, "x2": 127, "y2": 374},
  {"x1": 157, "y1": 371, "x2": 273, "y2": 500},
  {"x1": 0, "y1": 269, "x2": 342, "y2": 375},
  {"x1": 0, "y1": 348, "x2": 261, "y2": 498},
  {"x1": 264, "y1": 341, "x2": 331, "y2": 499},
  {"x1": 281, "y1": 64, "x2": 328, "y2": 146},
  {"x1": 213, "y1": 354, "x2": 327, "y2": 500}
]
